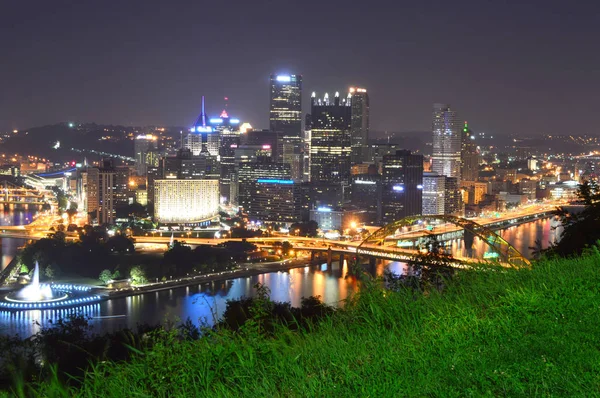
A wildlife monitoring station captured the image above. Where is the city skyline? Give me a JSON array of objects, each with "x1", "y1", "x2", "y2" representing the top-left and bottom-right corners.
[{"x1": 2, "y1": 1, "x2": 599, "y2": 135}]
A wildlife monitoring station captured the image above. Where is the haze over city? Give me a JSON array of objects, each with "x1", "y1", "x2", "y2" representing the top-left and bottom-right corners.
[{"x1": 2, "y1": 0, "x2": 599, "y2": 134}]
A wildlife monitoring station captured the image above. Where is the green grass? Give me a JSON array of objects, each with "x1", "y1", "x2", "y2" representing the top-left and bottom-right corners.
[{"x1": 24, "y1": 253, "x2": 600, "y2": 397}]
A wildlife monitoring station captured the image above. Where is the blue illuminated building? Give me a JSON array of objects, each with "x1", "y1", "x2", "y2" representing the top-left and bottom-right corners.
[{"x1": 238, "y1": 160, "x2": 300, "y2": 223}]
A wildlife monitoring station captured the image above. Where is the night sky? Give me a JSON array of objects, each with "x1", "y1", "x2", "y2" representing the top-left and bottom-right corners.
[{"x1": 1, "y1": 1, "x2": 598, "y2": 136}]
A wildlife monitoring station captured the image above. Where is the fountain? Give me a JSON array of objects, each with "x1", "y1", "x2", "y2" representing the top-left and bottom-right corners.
[
  {"x1": 0, "y1": 262, "x2": 103, "y2": 310},
  {"x1": 12, "y1": 262, "x2": 55, "y2": 301}
]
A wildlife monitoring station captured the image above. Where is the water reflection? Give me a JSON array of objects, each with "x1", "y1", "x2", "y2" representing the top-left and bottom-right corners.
[
  {"x1": 0, "y1": 218, "x2": 561, "y2": 338},
  {"x1": 0, "y1": 210, "x2": 33, "y2": 270}
]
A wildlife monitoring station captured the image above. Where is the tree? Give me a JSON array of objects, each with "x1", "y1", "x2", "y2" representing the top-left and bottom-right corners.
[
  {"x1": 290, "y1": 221, "x2": 319, "y2": 237},
  {"x1": 99, "y1": 269, "x2": 113, "y2": 285},
  {"x1": 115, "y1": 203, "x2": 147, "y2": 219},
  {"x1": 550, "y1": 180, "x2": 600, "y2": 256},
  {"x1": 130, "y1": 266, "x2": 147, "y2": 285},
  {"x1": 106, "y1": 235, "x2": 135, "y2": 253},
  {"x1": 44, "y1": 263, "x2": 60, "y2": 280},
  {"x1": 66, "y1": 202, "x2": 78, "y2": 224}
]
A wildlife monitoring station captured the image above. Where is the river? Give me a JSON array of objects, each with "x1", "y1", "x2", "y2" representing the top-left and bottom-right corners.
[{"x1": 0, "y1": 215, "x2": 563, "y2": 338}]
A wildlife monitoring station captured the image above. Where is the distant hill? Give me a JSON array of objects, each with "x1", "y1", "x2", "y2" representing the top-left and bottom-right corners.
[
  {"x1": 369, "y1": 131, "x2": 431, "y2": 154},
  {"x1": 1, "y1": 123, "x2": 182, "y2": 164}
]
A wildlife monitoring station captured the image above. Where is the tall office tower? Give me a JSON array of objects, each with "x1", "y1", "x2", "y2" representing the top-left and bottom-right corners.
[
  {"x1": 303, "y1": 113, "x2": 312, "y2": 182},
  {"x1": 134, "y1": 134, "x2": 157, "y2": 175},
  {"x1": 81, "y1": 159, "x2": 118, "y2": 224},
  {"x1": 308, "y1": 92, "x2": 352, "y2": 183},
  {"x1": 98, "y1": 167, "x2": 115, "y2": 224},
  {"x1": 206, "y1": 107, "x2": 242, "y2": 204},
  {"x1": 237, "y1": 159, "x2": 299, "y2": 223},
  {"x1": 281, "y1": 136, "x2": 304, "y2": 182},
  {"x1": 146, "y1": 167, "x2": 160, "y2": 211},
  {"x1": 422, "y1": 172, "x2": 446, "y2": 215},
  {"x1": 229, "y1": 144, "x2": 274, "y2": 205},
  {"x1": 460, "y1": 121, "x2": 479, "y2": 182},
  {"x1": 78, "y1": 167, "x2": 98, "y2": 220},
  {"x1": 351, "y1": 174, "x2": 382, "y2": 224},
  {"x1": 444, "y1": 176, "x2": 462, "y2": 215},
  {"x1": 113, "y1": 165, "x2": 131, "y2": 207},
  {"x1": 269, "y1": 74, "x2": 302, "y2": 137},
  {"x1": 220, "y1": 129, "x2": 241, "y2": 204},
  {"x1": 380, "y1": 150, "x2": 423, "y2": 224},
  {"x1": 422, "y1": 173, "x2": 463, "y2": 216},
  {"x1": 154, "y1": 179, "x2": 219, "y2": 224},
  {"x1": 186, "y1": 96, "x2": 220, "y2": 156},
  {"x1": 432, "y1": 103, "x2": 461, "y2": 182},
  {"x1": 349, "y1": 87, "x2": 370, "y2": 164}
]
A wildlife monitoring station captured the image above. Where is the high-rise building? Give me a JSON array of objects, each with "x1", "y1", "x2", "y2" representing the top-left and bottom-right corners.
[
  {"x1": 237, "y1": 159, "x2": 300, "y2": 223},
  {"x1": 154, "y1": 179, "x2": 219, "y2": 224},
  {"x1": 146, "y1": 167, "x2": 160, "y2": 212},
  {"x1": 381, "y1": 150, "x2": 423, "y2": 224},
  {"x1": 432, "y1": 103, "x2": 461, "y2": 182},
  {"x1": 219, "y1": 129, "x2": 241, "y2": 204},
  {"x1": 422, "y1": 172, "x2": 445, "y2": 215},
  {"x1": 269, "y1": 74, "x2": 302, "y2": 137},
  {"x1": 79, "y1": 159, "x2": 123, "y2": 224},
  {"x1": 460, "y1": 121, "x2": 479, "y2": 182},
  {"x1": 351, "y1": 174, "x2": 382, "y2": 224},
  {"x1": 161, "y1": 148, "x2": 218, "y2": 180},
  {"x1": 444, "y1": 176, "x2": 463, "y2": 215},
  {"x1": 422, "y1": 173, "x2": 463, "y2": 216},
  {"x1": 186, "y1": 96, "x2": 220, "y2": 156},
  {"x1": 281, "y1": 136, "x2": 304, "y2": 182},
  {"x1": 308, "y1": 92, "x2": 352, "y2": 183},
  {"x1": 134, "y1": 134, "x2": 157, "y2": 175},
  {"x1": 349, "y1": 87, "x2": 370, "y2": 164}
]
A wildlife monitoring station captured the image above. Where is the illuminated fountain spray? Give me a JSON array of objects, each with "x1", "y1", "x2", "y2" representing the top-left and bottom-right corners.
[
  {"x1": 15, "y1": 262, "x2": 54, "y2": 301},
  {"x1": 170, "y1": 233, "x2": 174, "y2": 248},
  {"x1": 0, "y1": 262, "x2": 102, "y2": 310}
]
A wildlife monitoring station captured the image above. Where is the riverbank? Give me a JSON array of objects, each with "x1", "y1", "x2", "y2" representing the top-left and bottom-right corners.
[
  {"x1": 24, "y1": 249, "x2": 600, "y2": 396},
  {"x1": 104, "y1": 256, "x2": 316, "y2": 300}
]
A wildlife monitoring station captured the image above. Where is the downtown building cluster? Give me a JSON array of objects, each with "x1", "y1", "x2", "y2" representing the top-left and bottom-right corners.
[{"x1": 73, "y1": 74, "x2": 485, "y2": 230}]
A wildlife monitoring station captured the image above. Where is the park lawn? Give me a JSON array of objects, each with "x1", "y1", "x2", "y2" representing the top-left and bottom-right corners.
[{"x1": 26, "y1": 251, "x2": 600, "y2": 397}]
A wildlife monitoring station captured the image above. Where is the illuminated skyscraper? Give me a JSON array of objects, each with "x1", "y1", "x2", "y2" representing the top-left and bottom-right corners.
[
  {"x1": 238, "y1": 159, "x2": 300, "y2": 223},
  {"x1": 422, "y1": 172, "x2": 445, "y2": 215},
  {"x1": 269, "y1": 74, "x2": 302, "y2": 137},
  {"x1": 134, "y1": 134, "x2": 157, "y2": 175},
  {"x1": 381, "y1": 150, "x2": 423, "y2": 223},
  {"x1": 308, "y1": 91, "x2": 352, "y2": 183},
  {"x1": 422, "y1": 173, "x2": 463, "y2": 216},
  {"x1": 349, "y1": 87, "x2": 370, "y2": 164},
  {"x1": 186, "y1": 96, "x2": 219, "y2": 156},
  {"x1": 432, "y1": 103, "x2": 461, "y2": 182}
]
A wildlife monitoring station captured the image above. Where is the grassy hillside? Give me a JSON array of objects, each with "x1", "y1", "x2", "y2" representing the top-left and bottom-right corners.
[{"x1": 23, "y1": 252, "x2": 600, "y2": 397}]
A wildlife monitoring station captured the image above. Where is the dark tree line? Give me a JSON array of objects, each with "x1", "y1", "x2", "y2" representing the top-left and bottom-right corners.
[
  {"x1": 547, "y1": 180, "x2": 600, "y2": 257},
  {"x1": 20, "y1": 229, "x2": 134, "y2": 281}
]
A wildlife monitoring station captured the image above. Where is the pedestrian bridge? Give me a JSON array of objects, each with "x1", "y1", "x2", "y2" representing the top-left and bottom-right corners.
[{"x1": 356, "y1": 215, "x2": 531, "y2": 268}]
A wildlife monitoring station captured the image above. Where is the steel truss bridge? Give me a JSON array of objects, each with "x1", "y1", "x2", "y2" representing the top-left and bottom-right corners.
[{"x1": 356, "y1": 215, "x2": 531, "y2": 268}]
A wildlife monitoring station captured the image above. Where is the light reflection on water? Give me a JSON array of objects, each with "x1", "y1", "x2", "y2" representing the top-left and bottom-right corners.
[{"x1": 0, "y1": 217, "x2": 561, "y2": 338}]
